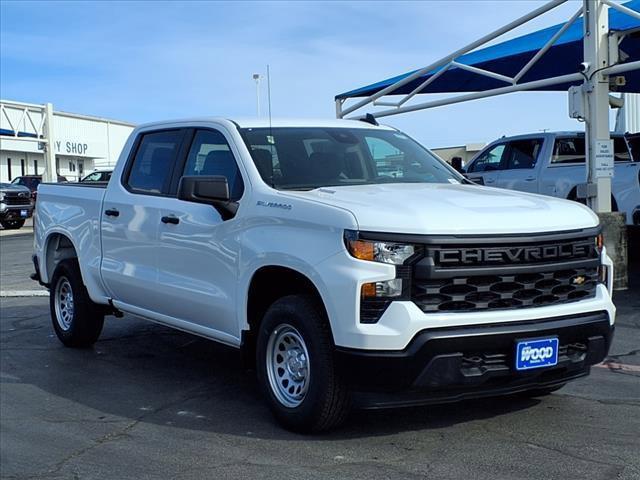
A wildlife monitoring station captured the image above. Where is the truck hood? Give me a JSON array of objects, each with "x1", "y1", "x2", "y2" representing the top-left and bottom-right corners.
[
  {"x1": 0, "y1": 183, "x2": 30, "y2": 193},
  {"x1": 283, "y1": 183, "x2": 599, "y2": 235}
]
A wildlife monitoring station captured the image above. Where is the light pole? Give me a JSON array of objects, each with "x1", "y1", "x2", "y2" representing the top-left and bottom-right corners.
[{"x1": 253, "y1": 73, "x2": 262, "y2": 117}]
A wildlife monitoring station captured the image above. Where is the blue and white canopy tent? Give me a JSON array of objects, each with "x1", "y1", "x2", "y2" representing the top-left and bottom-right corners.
[{"x1": 336, "y1": 0, "x2": 640, "y2": 117}]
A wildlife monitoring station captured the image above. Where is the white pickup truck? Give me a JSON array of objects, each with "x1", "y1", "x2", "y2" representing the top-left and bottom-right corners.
[{"x1": 33, "y1": 118, "x2": 616, "y2": 432}]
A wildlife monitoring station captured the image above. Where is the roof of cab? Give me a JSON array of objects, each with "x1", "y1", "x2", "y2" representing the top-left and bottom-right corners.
[{"x1": 136, "y1": 117, "x2": 395, "y2": 131}]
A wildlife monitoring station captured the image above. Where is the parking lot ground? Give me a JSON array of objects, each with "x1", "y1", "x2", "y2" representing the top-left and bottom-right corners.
[{"x1": 1, "y1": 232, "x2": 639, "y2": 480}]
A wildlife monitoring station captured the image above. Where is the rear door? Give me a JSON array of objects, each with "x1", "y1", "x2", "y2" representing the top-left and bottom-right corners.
[
  {"x1": 464, "y1": 143, "x2": 507, "y2": 186},
  {"x1": 101, "y1": 128, "x2": 187, "y2": 311},
  {"x1": 496, "y1": 138, "x2": 545, "y2": 193}
]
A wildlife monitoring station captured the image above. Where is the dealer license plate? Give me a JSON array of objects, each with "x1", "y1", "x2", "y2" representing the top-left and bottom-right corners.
[{"x1": 515, "y1": 337, "x2": 559, "y2": 371}]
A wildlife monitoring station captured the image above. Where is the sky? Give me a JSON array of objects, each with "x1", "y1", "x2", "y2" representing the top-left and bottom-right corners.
[{"x1": 0, "y1": 0, "x2": 599, "y2": 148}]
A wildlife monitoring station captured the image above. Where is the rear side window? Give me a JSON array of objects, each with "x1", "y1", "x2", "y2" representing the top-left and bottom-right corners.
[
  {"x1": 127, "y1": 130, "x2": 183, "y2": 194},
  {"x1": 182, "y1": 129, "x2": 244, "y2": 201},
  {"x1": 504, "y1": 139, "x2": 543, "y2": 169},
  {"x1": 552, "y1": 136, "x2": 631, "y2": 164}
]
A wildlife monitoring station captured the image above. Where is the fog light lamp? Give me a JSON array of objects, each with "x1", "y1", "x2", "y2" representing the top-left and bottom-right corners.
[{"x1": 362, "y1": 279, "x2": 403, "y2": 298}]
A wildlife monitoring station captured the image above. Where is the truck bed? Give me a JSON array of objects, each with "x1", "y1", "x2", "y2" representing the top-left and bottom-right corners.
[{"x1": 34, "y1": 182, "x2": 108, "y2": 302}]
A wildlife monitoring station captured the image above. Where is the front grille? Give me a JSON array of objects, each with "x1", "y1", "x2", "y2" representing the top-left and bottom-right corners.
[
  {"x1": 414, "y1": 267, "x2": 598, "y2": 313},
  {"x1": 3, "y1": 194, "x2": 31, "y2": 206},
  {"x1": 355, "y1": 228, "x2": 601, "y2": 323}
]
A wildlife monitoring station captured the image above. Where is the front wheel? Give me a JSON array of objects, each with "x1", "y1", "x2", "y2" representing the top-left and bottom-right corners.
[
  {"x1": 0, "y1": 219, "x2": 25, "y2": 229},
  {"x1": 49, "y1": 259, "x2": 104, "y2": 347},
  {"x1": 256, "y1": 295, "x2": 350, "y2": 432}
]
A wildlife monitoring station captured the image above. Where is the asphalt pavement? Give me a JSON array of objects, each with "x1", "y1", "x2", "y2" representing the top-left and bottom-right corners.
[{"x1": 1, "y1": 230, "x2": 639, "y2": 480}]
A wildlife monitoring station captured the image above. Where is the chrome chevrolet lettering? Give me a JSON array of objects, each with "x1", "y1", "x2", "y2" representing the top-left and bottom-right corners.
[{"x1": 438, "y1": 241, "x2": 595, "y2": 264}]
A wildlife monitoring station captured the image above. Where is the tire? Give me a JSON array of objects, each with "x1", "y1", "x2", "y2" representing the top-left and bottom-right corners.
[
  {"x1": 256, "y1": 295, "x2": 350, "y2": 433},
  {"x1": 49, "y1": 259, "x2": 104, "y2": 348},
  {"x1": 0, "y1": 219, "x2": 25, "y2": 230}
]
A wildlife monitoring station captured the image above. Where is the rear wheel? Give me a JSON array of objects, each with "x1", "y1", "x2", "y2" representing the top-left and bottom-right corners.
[
  {"x1": 256, "y1": 295, "x2": 350, "y2": 432},
  {"x1": 0, "y1": 219, "x2": 25, "y2": 229},
  {"x1": 49, "y1": 259, "x2": 104, "y2": 347}
]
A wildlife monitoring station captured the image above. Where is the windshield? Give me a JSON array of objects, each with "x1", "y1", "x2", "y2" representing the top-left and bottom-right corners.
[{"x1": 240, "y1": 127, "x2": 462, "y2": 190}]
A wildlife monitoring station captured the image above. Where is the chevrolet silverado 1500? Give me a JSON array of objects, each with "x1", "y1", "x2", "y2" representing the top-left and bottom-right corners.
[{"x1": 33, "y1": 118, "x2": 616, "y2": 432}]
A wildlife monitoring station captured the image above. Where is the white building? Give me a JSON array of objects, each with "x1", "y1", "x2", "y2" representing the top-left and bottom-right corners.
[{"x1": 0, "y1": 100, "x2": 134, "y2": 183}]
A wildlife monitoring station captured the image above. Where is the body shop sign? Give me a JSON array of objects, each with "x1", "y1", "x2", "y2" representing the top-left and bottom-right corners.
[{"x1": 54, "y1": 140, "x2": 91, "y2": 156}]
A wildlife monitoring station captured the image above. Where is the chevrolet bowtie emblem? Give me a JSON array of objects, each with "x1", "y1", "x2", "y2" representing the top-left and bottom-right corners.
[{"x1": 572, "y1": 275, "x2": 586, "y2": 286}]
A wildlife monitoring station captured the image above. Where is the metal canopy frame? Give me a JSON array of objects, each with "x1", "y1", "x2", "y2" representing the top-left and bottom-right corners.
[
  {"x1": 335, "y1": 0, "x2": 640, "y2": 214},
  {"x1": 0, "y1": 100, "x2": 56, "y2": 182}
]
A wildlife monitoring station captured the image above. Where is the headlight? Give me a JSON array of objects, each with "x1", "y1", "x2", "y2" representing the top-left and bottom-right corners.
[
  {"x1": 345, "y1": 230, "x2": 418, "y2": 321},
  {"x1": 0, "y1": 192, "x2": 5, "y2": 201},
  {"x1": 344, "y1": 230, "x2": 416, "y2": 265}
]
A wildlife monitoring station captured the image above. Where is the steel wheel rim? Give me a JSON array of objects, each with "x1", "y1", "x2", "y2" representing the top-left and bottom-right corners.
[
  {"x1": 54, "y1": 276, "x2": 74, "y2": 331},
  {"x1": 266, "y1": 324, "x2": 310, "y2": 408}
]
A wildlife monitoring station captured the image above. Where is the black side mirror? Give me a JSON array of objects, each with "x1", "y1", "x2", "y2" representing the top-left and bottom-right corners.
[
  {"x1": 178, "y1": 175, "x2": 238, "y2": 220},
  {"x1": 451, "y1": 156, "x2": 464, "y2": 173}
]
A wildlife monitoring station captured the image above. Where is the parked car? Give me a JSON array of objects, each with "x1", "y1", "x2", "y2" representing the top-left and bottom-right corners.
[
  {"x1": 33, "y1": 118, "x2": 615, "y2": 432},
  {"x1": 463, "y1": 132, "x2": 640, "y2": 225},
  {"x1": 0, "y1": 182, "x2": 34, "y2": 229},
  {"x1": 11, "y1": 175, "x2": 68, "y2": 202},
  {"x1": 81, "y1": 169, "x2": 113, "y2": 183}
]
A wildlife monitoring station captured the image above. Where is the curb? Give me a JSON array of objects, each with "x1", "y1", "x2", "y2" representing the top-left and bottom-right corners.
[{"x1": 0, "y1": 290, "x2": 49, "y2": 297}]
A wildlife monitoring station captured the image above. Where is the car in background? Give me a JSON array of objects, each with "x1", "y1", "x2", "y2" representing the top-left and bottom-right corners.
[
  {"x1": 11, "y1": 175, "x2": 68, "y2": 202},
  {"x1": 80, "y1": 169, "x2": 113, "y2": 183},
  {"x1": 463, "y1": 132, "x2": 640, "y2": 226},
  {"x1": 0, "y1": 182, "x2": 34, "y2": 229}
]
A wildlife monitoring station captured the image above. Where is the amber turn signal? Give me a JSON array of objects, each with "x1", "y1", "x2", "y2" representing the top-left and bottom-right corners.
[
  {"x1": 361, "y1": 282, "x2": 377, "y2": 298},
  {"x1": 596, "y1": 234, "x2": 603, "y2": 253},
  {"x1": 349, "y1": 239, "x2": 375, "y2": 261}
]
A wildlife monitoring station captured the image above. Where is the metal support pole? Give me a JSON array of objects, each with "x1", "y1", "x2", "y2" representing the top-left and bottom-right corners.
[
  {"x1": 583, "y1": 0, "x2": 612, "y2": 213},
  {"x1": 335, "y1": 99, "x2": 344, "y2": 119},
  {"x1": 583, "y1": 0, "x2": 628, "y2": 290},
  {"x1": 42, "y1": 102, "x2": 56, "y2": 183},
  {"x1": 253, "y1": 74, "x2": 261, "y2": 117}
]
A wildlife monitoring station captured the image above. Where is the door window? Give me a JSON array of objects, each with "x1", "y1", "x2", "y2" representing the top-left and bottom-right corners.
[
  {"x1": 504, "y1": 139, "x2": 543, "y2": 170},
  {"x1": 183, "y1": 129, "x2": 244, "y2": 201},
  {"x1": 126, "y1": 130, "x2": 183, "y2": 194},
  {"x1": 468, "y1": 144, "x2": 506, "y2": 172}
]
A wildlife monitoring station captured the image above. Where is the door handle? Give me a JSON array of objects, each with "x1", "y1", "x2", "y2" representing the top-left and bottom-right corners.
[
  {"x1": 485, "y1": 178, "x2": 495, "y2": 184},
  {"x1": 161, "y1": 215, "x2": 180, "y2": 225},
  {"x1": 525, "y1": 176, "x2": 536, "y2": 181},
  {"x1": 104, "y1": 209, "x2": 120, "y2": 217}
]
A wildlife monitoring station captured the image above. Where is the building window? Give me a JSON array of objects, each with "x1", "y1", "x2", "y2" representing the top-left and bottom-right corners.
[
  {"x1": 21, "y1": 159, "x2": 26, "y2": 176},
  {"x1": 7, "y1": 158, "x2": 11, "y2": 181},
  {"x1": 34, "y1": 160, "x2": 38, "y2": 174}
]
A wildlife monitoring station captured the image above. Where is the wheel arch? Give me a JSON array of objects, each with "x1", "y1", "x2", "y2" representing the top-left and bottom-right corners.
[
  {"x1": 42, "y1": 231, "x2": 80, "y2": 284},
  {"x1": 241, "y1": 265, "x2": 333, "y2": 367}
]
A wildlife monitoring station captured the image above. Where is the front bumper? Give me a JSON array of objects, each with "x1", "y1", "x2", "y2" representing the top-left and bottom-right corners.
[
  {"x1": 0, "y1": 204, "x2": 33, "y2": 220},
  {"x1": 336, "y1": 310, "x2": 613, "y2": 409}
]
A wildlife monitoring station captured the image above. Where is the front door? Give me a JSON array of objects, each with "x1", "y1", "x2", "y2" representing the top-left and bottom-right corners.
[
  {"x1": 465, "y1": 143, "x2": 506, "y2": 186},
  {"x1": 153, "y1": 127, "x2": 246, "y2": 341}
]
